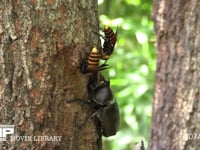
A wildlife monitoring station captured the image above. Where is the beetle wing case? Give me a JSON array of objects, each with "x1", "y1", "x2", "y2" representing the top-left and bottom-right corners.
[{"x1": 96, "y1": 99, "x2": 120, "y2": 137}]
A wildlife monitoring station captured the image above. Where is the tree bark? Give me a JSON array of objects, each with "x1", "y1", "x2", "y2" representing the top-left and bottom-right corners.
[
  {"x1": 0, "y1": 0, "x2": 101, "y2": 149},
  {"x1": 149, "y1": 0, "x2": 200, "y2": 149}
]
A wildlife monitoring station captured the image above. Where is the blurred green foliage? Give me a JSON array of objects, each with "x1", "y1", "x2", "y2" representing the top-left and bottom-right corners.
[{"x1": 98, "y1": 0, "x2": 155, "y2": 149}]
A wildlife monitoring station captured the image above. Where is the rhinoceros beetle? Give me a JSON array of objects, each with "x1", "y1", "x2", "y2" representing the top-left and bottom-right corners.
[{"x1": 88, "y1": 73, "x2": 120, "y2": 137}]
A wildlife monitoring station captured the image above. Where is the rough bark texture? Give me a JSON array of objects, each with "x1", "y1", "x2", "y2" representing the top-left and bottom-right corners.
[
  {"x1": 149, "y1": 0, "x2": 200, "y2": 150},
  {"x1": 0, "y1": 0, "x2": 101, "y2": 149}
]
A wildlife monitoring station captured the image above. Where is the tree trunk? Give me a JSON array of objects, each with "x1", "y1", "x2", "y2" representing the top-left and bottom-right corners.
[
  {"x1": 0, "y1": 0, "x2": 101, "y2": 149},
  {"x1": 149, "y1": 0, "x2": 200, "y2": 149}
]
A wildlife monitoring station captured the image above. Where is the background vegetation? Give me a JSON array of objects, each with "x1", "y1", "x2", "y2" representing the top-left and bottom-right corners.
[{"x1": 98, "y1": 0, "x2": 155, "y2": 149}]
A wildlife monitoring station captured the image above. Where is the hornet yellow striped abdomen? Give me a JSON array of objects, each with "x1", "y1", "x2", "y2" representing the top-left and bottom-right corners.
[
  {"x1": 101, "y1": 25, "x2": 118, "y2": 61},
  {"x1": 103, "y1": 25, "x2": 117, "y2": 46},
  {"x1": 87, "y1": 47, "x2": 100, "y2": 71},
  {"x1": 80, "y1": 47, "x2": 110, "y2": 73}
]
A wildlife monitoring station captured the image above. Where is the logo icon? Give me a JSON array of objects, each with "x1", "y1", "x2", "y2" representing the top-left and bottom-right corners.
[{"x1": 0, "y1": 125, "x2": 14, "y2": 141}]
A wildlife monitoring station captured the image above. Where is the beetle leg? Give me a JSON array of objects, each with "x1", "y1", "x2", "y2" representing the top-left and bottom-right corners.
[
  {"x1": 66, "y1": 98, "x2": 91, "y2": 105},
  {"x1": 77, "y1": 109, "x2": 101, "y2": 129}
]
